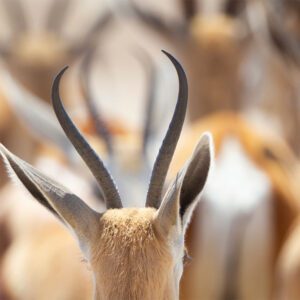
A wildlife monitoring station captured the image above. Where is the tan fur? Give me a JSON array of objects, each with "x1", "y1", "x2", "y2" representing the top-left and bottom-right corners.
[
  {"x1": 0, "y1": 188, "x2": 178, "y2": 300},
  {"x1": 0, "y1": 128, "x2": 175, "y2": 299},
  {"x1": 91, "y1": 208, "x2": 174, "y2": 300},
  {"x1": 0, "y1": 129, "x2": 211, "y2": 299}
]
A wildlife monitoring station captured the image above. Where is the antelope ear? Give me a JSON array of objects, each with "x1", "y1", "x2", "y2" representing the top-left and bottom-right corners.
[
  {"x1": 0, "y1": 144, "x2": 100, "y2": 244},
  {"x1": 155, "y1": 133, "x2": 213, "y2": 234}
]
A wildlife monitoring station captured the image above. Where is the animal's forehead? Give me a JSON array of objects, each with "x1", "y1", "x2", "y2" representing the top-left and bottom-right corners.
[
  {"x1": 93, "y1": 208, "x2": 162, "y2": 260},
  {"x1": 92, "y1": 209, "x2": 173, "y2": 297},
  {"x1": 99, "y1": 208, "x2": 157, "y2": 234}
]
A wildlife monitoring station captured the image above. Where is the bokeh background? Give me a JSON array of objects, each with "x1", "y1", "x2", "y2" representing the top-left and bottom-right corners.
[{"x1": 0, "y1": 0, "x2": 300, "y2": 299}]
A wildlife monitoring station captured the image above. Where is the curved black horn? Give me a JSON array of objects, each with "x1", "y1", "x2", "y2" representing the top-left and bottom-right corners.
[
  {"x1": 51, "y1": 67, "x2": 122, "y2": 209},
  {"x1": 146, "y1": 51, "x2": 188, "y2": 208}
]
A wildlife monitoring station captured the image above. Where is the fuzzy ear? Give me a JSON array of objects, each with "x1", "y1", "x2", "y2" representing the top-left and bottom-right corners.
[
  {"x1": 156, "y1": 133, "x2": 213, "y2": 234},
  {"x1": 155, "y1": 175, "x2": 182, "y2": 236},
  {"x1": 0, "y1": 144, "x2": 100, "y2": 243},
  {"x1": 179, "y1": 133, "x2": 212, "y2": 228}
]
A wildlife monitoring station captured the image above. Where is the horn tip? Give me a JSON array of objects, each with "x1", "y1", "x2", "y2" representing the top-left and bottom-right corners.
[
  {"x1": 161, "y1": 50, "x2": 178, "y2": 63},
  {"x1": 53, "y1": 66, "x2": 69, "y2": 83},
  {"x1": 161, "y1": 49, "x2": 172, "y2": 58},
  {"x1": 57, "y1": 66, "x2": 69, "y2": 78},
  {"x1": 161, "y1": 50, "x2": 186, "y2": 79},
  {"x1": 52, "y1": 66, "x2": 69, "y2": 99}
]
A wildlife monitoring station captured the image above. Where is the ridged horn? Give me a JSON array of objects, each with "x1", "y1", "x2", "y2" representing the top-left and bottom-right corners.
[
  {"x1": 51, "y1": 67, "x2": 122, "y2": 209},
  {"x1": 146, "y1": 50, "x2": 188, "y2": 208}
]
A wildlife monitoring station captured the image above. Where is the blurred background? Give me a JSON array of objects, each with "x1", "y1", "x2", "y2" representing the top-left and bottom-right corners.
[{"x1": 0, "y1": 0, "x2": 300, "y2": 299}]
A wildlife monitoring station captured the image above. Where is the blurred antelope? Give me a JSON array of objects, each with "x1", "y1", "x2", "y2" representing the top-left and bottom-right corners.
[
  {"x1": 0, "y1": 0, "x2": 112, "y2": 102},
  {"x1": 118, "y1": 0, "x2": 252, "y2": 120},
  {"x1": 168, "y1": 112, "x2": 300, "y2": 299},
  {"x1": 0, "y1": 51, "x2": 213, "y2": 299},
  {"x1": 245, "y1": 0, "x2": 300, "y2": 154},
  {"x1": 117, "y1": 0, "x2": 300, "y2": 160}
]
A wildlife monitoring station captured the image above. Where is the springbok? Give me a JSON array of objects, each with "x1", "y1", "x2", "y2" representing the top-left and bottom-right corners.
[
  {"x1": 0, "y1": 47, "x2": 160, "y2": 299},
  {"x1": 0, "y1": 47, "x2": 165, "y2": 299},
  {"x1": 167, "y1": 112, "x2": 300, "y2": 299},
  {"x1": 0, "y1": 51, "x2": 213, "y2": 299}
]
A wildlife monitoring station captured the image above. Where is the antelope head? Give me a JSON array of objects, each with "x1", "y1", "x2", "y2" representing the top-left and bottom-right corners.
[{"x1": 0, "y1": 51, "x2": 212, "y2": 300}]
